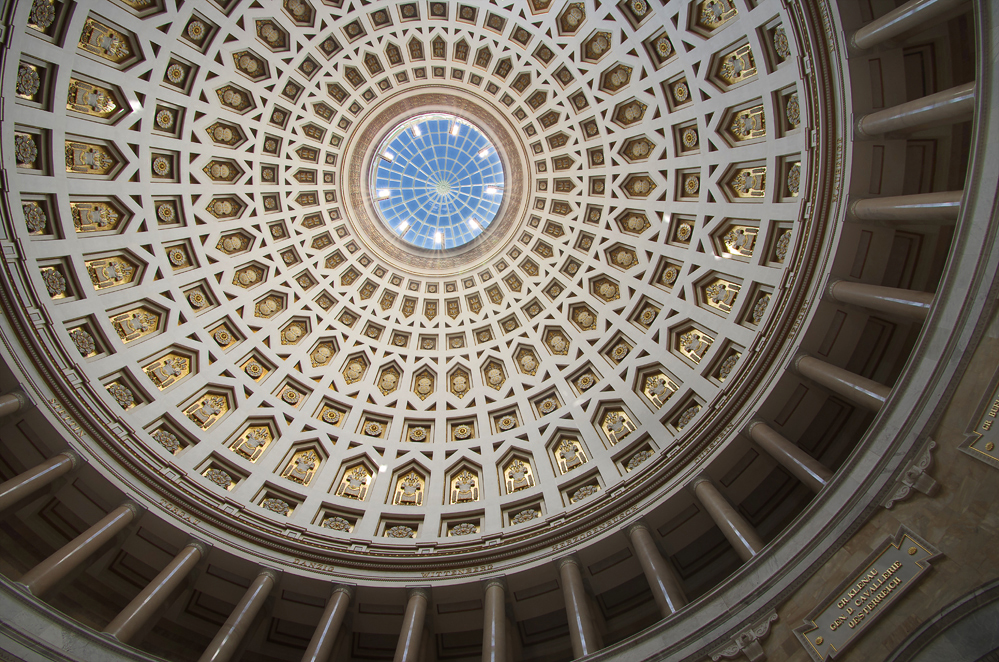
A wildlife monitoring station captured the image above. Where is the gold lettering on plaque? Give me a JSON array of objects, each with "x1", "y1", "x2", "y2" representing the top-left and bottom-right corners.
[
  {"x1": 794, "y1": 526, "x2": 941, "y2": 660},
  {"x1": 958, "y1": 372, "x2": 999, "y2": 468}
]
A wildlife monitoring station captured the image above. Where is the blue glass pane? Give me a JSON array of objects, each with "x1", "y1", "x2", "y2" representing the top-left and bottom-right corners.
[{"x1": 369, "y1": 114, "x2": 505, "y2": 250}]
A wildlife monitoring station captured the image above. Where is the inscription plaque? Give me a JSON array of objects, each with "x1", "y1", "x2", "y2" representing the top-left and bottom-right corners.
[
  {"x1": 794, "y1": 526, "x2": 941, "y2": 661},
  {"x1": 958, "y1": 368, "x2": 999, "y2": 469}
]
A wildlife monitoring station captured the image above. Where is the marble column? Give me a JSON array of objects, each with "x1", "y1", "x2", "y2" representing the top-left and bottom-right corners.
[
  {"x1": 19, "y1": 501, "x2": 140, "y2": 597},
  {"x1": 850, "y1": 191, "x2": 962, "y2": 224},
  {"x1": 626, "y1": 522, "x2": 687, "y2": 619},
  {"x1": 794, "y1": 355, "x2": 891, "y2": 411},
  {"x1": 302, "y1": 584, "x2": 353, "y2": 662},
  {"x1": 481, "y1": 578, "x2": 507, "y2": 662},
  {"x1": 0, "y1": 390, "x2": 29, "y2": 417},
  {"x1": 689, "y1": 476, "x2": 763, "y2": 563},
  {"x1": 557, "y1": 555, "x2": 598, "y2": 659},
  {"x1": 0, "y1": 451, "x2": 78, "y2": 513},
  {"x1": 103, "y1": 541, "x2": 206, "y2": 643},
  {"x1": 747, "y1": 421, "x2": 833, "y2": 494},
  {"x1": 857, "y1": 82, "x2": 974, "y2": 136},
  {"x1": 852, "y1": 0, "x2": 969, "y2": 50},
  {"x1": 393, "y1": 587, "x2": 429, "y2": 662},
  {"x1": 198, "y1": 569, "x2": 277, "y2": 662},
  {"x1": 828, "y1": 281, "x2": 934, "y2": 322}
]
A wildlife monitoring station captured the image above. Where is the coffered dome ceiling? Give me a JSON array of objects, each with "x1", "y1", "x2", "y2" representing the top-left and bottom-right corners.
[{"x1": 2, "y1": 0, "x2": 834, "y2": 578}]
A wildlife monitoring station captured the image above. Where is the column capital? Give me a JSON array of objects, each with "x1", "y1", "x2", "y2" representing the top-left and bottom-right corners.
[
  {"x1": 257, "y1": 567, "x2": 280, "y2": 583},
  {"x1": 121, "y1": 500, "x2": 145, "y2": 519},
  {"x1": 791, "y1": 352, "x2": 809, "y2": 373},
  {"x1": 744, "y1": 419, "x2": 766, "y2": 437},
  {"x1": 1, "y1": 389, "x2": 32, "y2": 413},
  {"x1": 555, "y1": 554, "x2": 581, "y2": 572},
  {"x1": 60, "y1": 448, "x2": 84, "y2": 469},
  {"x1": 407, "y1": 586, "x2": 431, "y2": 601},
  {"x1": 483, "y1": 576, "x2": 506, "y2": 592},
  {"x1": 848, "y1": 198, "x2": 863, "y2": 219},
  {"x1": 184, "y1": 539, "x2": 211, "y2": 557},
  {"x1": 688, "y1": 473, "x2": 713, "y2": 493},
  {"x1": 331, "y1": 583, "x2": 355, "y2": 600},
  {"x1": 625, "y1": 520, "x2": 651, "y2": 538}
]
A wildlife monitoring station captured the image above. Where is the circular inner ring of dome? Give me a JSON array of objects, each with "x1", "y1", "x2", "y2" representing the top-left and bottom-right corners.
[
  {"x1": 370, "y1": 114, "x2": 505, "y2": 250},
  {"x1": 343, "y1": 89, "x2": 530, "y2": 274}
]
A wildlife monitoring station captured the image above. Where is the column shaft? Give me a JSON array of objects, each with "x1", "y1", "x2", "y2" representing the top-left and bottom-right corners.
[
  {"x1": 557, "y1": 557, "x2": 598, "y2": 659},
  {"x1": 851, "y1": 191, "x2": 962, "y2": 224},
  {"x1": 103, "y1": 542, "x2": 204, "y2": 643},
  {"x1": 691, "y1": 478, "x2": 763, "y2": 563},
  {"x1": 302, "y1": 586, "x2": 352, "y2": 662},
  {"x1": 852, "y1": 0, "x2": 968, "y2": 50},
  {"x1": 857, "y1": 82, "x2": 974, "y2": 136},
  {"x1": 19, "y1": 502, "x2": 137, "y2": 597},
  {"x1": 198, "y1": 570, "x2": 276, "y2": 662},
  {"x1": 482, "y1": 581, "x2": 506, "y2": 662},
  {"x1": 0, "y1": 452, "x2": 76, "y2": 513},
  {"x1": 627, "y1": 524, "x2": 687, "y2": 619},
  {"x1": 796, "y1": 355, "x2": 891, "y2": 411},
  {"x1": 393, "y1": 589, "x2": 429, "y2": 662},
  {"x1": 829, "y1": 281, "x2": 933, "y2": 322},
  {"x1": 748, "y1": 422, "x2": 833, "y2": 494}
]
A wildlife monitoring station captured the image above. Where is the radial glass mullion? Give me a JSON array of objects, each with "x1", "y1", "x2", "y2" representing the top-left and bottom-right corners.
[{"x1": 370, "y1": 113, "x2": 505, "y2": 250}]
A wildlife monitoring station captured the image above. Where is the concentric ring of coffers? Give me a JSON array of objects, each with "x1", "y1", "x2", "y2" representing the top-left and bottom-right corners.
[{"x1": 2, "y1": 0, "x2": 817, "y2": 565}]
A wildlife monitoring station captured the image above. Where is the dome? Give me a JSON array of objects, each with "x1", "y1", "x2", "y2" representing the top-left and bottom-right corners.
[{"x1": 0, "y1": 0, "x2": 996, "y2": 660}]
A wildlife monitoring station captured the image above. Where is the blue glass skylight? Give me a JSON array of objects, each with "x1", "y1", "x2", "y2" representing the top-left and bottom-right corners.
[{"x1": 370, "y1": 113, "x2": 505, "y2": 250}]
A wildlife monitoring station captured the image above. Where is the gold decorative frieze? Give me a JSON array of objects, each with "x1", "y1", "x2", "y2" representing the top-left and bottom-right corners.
[
  {"x1": 230, "y1": 426, "x2": 273, "y2": 461},
  {"x1": 78, "y1": 18, "x2": 133, "y2": 64},
  {"x1": 282, "y1": 449, "x2": 320, "y2": 485},
  {"x1": 554, "y1": 438, "x2": 587, "y2": 474},
  {"x1": 722, "y1": 225, "x2": 758, "y2": 257},
  {"x1": 717, "y1": 44, "x2": 757, "y2": 86},
  {"x1": 696, "y1": 0, "x2": 737, "y2": 32},
  {"x1": 86, "y1": 256, "x2": 137, "y2": 290},
  {"x1": 729, "y1": 166, "x2": 767, "y2": 199},
  {"x1": 392, "y1": 470, "x2": 426, "y2": 506},
  {"x1": 516, "y1": 347, "x2": 540, "y2": 375},
  {"x1": 144, "y1": 353, "x2": 191, "y2": 389},
  {"x1": 65, "y1": 139, "x2": 117, "y2": 175},
  {"x1": 601, "y1": 410, "x2": 636, "y2": 445},
  {"x1": 67, "y1": 78, "x2": 119, "y2": 118},
  {"x1": 544, "y1": 329, "x2": 570, "y2": 355},
  {"x1": 644, "y1": 373, "x2": 679, "y2": 408},
  {"x1": 678, "y1": 328, "x2": 713, "y2": 364},
  {"x1": 449, "y1": 368, "x2": 471, "y2": 398},
  {"x1": 254, "y1": 295, "x2": 284, "y2": 318},
  {"x1": 110, "y1": 307, "x2": 160, "y2": 343},
  {"x1": 703, "y1": 278, "x2": 741, "y2": 314},
  {"x1": 184, "y1": 393, "x2": 229, "y2": 429},
  {"x1": 728, "y1": 106, "x2": 766, "y2": 142},
  {"x1": 450, "y1": 469, "x2": 480, "y2": 503},
  {"x1": 504, "y1": 458, "x2": 535, "y2": 493},
  {"x1": 337, "y1": 464, "x2": 372, "y2": 500}
]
